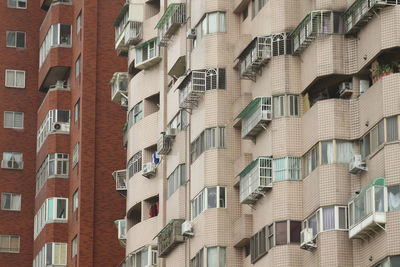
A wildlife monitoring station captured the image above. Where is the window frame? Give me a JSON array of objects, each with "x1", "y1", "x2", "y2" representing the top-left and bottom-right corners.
[
  {"x1": 72, "y1": 143, "x2": 79, "y2": 167},
  {"x1": 2, "y1": 152, "x2": 23, "y2": 170},
  {"x1": 191, "y1": 186, "x2": 227, "y2": 220},
  {"x1": 6, "y1": 31, "x2": 26, "y2": 48},
  {"x1": 1, "y1": 193, "x2": 21, "y2": 211},
  {"x1": 5, "y1": 69, "x2": 25, "y2": 88},
  {"x1": 0, "y1": 235, "x2": 20, "y2": 253},
  {"x1": 303, "y1": 206, "x2": 348, "y2": 238},
  {"x1": 127, "y1": 151, "x2": 142, "y2": 178},
  {"x1": 7, "y1": 0, "x2": 27, "y2": 9},
  {"x1": 4, "y1": 111, "x2": 24, "y2": 129}
]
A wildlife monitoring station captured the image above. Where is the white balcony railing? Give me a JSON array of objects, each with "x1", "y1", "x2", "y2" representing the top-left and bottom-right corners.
[
  {"x1": 179, "y1": 70, "x2": 206, "y2": 109},
  {"x1": 156, "y1": 3, "x2": 186, "y2": 46},
  {"x1": 238, "y1": 97, "x2": 272, "y2": 139},
  {"x1": 344, "y1": 0, "x2": 400, "y2": 35},
  {"x1": 239, "y1": 156, "x2": 273, "y2": 204},
  {"x1": 239, "y1": 36, "x2": 272, "y2": 80},
  {"x1": 348, "y1": 177, "x2": 387, "y2": 239}
]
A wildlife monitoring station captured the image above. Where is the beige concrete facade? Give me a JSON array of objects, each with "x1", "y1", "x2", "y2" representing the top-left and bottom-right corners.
[{"x1": 112, "y1": 0, "x2": 400, "y2": 266}]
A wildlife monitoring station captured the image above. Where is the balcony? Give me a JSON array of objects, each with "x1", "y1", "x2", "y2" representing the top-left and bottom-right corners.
[
  {"x1": 344, "y1": 0, "x2": 400, "y2": 35},
  {"x1": 114, "y1": 3, "x2": 144, "y2": 56},
  {"x1": 178, "y1": 70, "x2": 206, "y2": 109},
  {"x1": 110, "y1": 72, "x2": 129, "y2": 108},
  {"x1": 290, "y1": 10, "x2": 343, "y2": 55},
  {"x1": 112, "y1": 170, "x2": 127, "y2": 197},
  {"x1": 157, "y1": 130, "x2": 176, "y2": 155},
  {"x1": 114, "y1": 219, "x2": 127, "y2": 247},
  {"x1": 135, "y1": 38, "x2": 162, "y2": 70},
  {"x1": 239, "y1": 156, "x2": 273, "y2": 204},
  {"x1": 156, "y1": 3, "x2": 186, "y2": 47},
  {"x1": 237, "y1": 97, "x2": 272, "y2": 139},
  {"x1": 348, "y1": 177, "x2": 387, "y2": 240},
  {"x1": 41, "y1": 0, "x2": 71, "y2": 10},
  {"x1": 156, "y1": 219, "x2": 185, "y2": 257}
]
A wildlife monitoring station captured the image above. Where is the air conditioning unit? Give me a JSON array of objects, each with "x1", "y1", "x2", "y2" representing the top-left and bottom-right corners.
[
  {"x1": 142, "y1": 162, "x2": 156, "y2": 178},
  {"x1": 181, "y1": 220, "x2": 194, "y2": 237},
  {"x1": 186, "y1": 28, "x2": 196, "y2": 39},
  {"x1": 339, "y1": 82, "x2": 353, "y2": 96},
  {"x1": 300, "y1": 228, "x2": 316, "y2": 250},
  {"x1": 52, "y1": 122, "x2": 70, "y2": 133},
  {"x1": 120, "y1": 98, "x2": 128, "y2": 109},
  {"x1": 166, "y1": 128, "x2": 177, "y2": 137},
  {"x1": 349, "y1": 154, "x2": 368, "y2": 175}
]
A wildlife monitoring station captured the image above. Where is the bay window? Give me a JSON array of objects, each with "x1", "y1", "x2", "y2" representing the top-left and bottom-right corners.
[
  {"x1": 303, "y1": 206, "x2": 347, "y2": 238},
  {"x1": 128, "y1": 151, "x2": 142, "y2": 178},
  {"x1": 194, "y1": 12, "x2": 226, "y2": 46},
  {"x1": 191, "y1": 247, "x2": 226, "y2": 267},
  {"x1": 167, "y1": 164, "x2": 186, "y2": 197},
  {"x1": 191, "y1": 127, "x2": 225, "y2": 163},
  {"x1": 39, "y1": 24, "x2": 72, "y2": 67},
  {"x1": 191, "y1": 187, "x2": 226, "y2": 219}
]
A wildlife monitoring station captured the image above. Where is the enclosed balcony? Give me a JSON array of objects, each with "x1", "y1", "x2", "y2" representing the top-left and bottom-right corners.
[
  {"x1": 156, "y1": 219, "x2": 185, "y2": 257},
  {"x1": 290, "y1": 10, "x2": 343, "y2": 55},
  {"x1": 237, "y1": 97, "x2": 272, "y2": 139},
  {"x1": 114, "y1": 3, "x2": 143, "y2": 56},
  {"x1": 112, "y1": 170, "x2": 127, "y2": 197},
  {"x1": 178, "y1": 70, "x2": 206, "y2": 109},
  {"x1": 239, "y1": 156, "x2": 273, "y2": 205},
  {"x1": 157, "y1": 130, "x2": 176, "y2": 155},
  {"x1": 344, "y1": 0, "x2": 400, "y2": 35},
  {"x1": 135, "y1": 38, "x2": 162, "y2": 70},
  {"x1": 156, "y1": 3, "x2": 186, "y2": 47},
  {"x1": 348, "y1": 177, "x2": 387, "y2": 240},
  {"x1": 110, "y1": 72, "x2": 129, "y2": 108},
  {"x1": 114, "y1": 219, "x2": 127, "y2": 247}
]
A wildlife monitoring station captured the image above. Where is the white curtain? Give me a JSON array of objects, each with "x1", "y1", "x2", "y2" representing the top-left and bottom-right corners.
[
  {"x1": 322, "y1": 141, "x2": 333, "y2": 164},
  {"x1": 207, "y1": 247, "x2": 218, "y2": 267},
  {"x1": 323, "y1": 207, "x2": 335, "y2": 231},
  {"x1": 6, "y1": 70, "x2": 15, "y2": 87},
  {"x1": 389, "y1": 186, "x2": 400, "y2": 211},
  {"x1": 336, "y1": 141, "x2": 353, "y2": 163}
]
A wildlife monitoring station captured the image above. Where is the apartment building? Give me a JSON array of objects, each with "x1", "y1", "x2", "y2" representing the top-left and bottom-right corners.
[
  {"x1": 1, "y1": 0, "x2": 127, "y2": 266},
  {"x1": 112, "y1": 0, "x2": 400, "y2": 267}
]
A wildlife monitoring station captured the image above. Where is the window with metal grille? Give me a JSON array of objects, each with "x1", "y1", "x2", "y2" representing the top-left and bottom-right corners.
[
  {"x1": 4, "y1": 111, "x2": 23, "y2": 129},
  {"x1": 205, "y1": 68, "x2": 225, "y2": 90},
  {"x1": 273, "y1": 94, "x2": 299, "y2": 118},
  {"x1": 6, "y1": 31, "x2": 25, "y2": 48},
  {"x1": 128, "y1": 151, "x2": 142, "y2": 178}
]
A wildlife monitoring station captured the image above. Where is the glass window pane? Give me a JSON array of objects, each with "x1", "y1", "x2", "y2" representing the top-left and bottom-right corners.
[
  {"x1": 6, "y1": 70, "x2": 15, "y2": 87},
  {"x1": 47, "y1": 199, "x2": 54, "y2": 220},
  {"x1": 7, "y1": 32, "x2": 16, "y2": 46},
  {"x1": 386, "y1": 116, "x2": 398, "y2": 142},
  {"x1": 208, "y1": 13, "x2": 218, "y2": 33},
  {"x1": 219, "y1": 247, "x2": 226, "y2": 267},
  {"x1": 338, "y1": 207, "x2": 347, "y2": 229},
  {"x1": 52, "y1": 24, "x2": 59, "y2": 45},
  {"x1": 207, "y1": 247, "x2": 218, "y2": 267},
  {"x1": 46, "y1": 243, "x2": 52, "y2": 265},
  {"x1": 219, "y1": 187, "x2": 225, "y2": 208},
  {"x1": 322, "y1": 207, "x2": 335, "y2": 231},
  {"x1": 219, "y1": 12, "x2": 226, "y2": 32},
  {"x1": 375, "y1": 187, "x2": 384, "y2": 212},
  {"x1": 290, "y1": 221, "x2": 301, "y2": 243},
  {"x1": 57, "y1": 199, "x2": 66, "y2": 219},
  {"x1": 388, "y1": 185, "x2": 400, "y2": 211},
  {"x1": 336, "y1": 141, "x2": 353, "y2": 163},
  {"x1": 60, "y1": 24, "x2": 71, "y2": 45},
  {"x1": 16, "y1": 32, "x2": 25, "y2": 48},
  {"x1": 15, "y1": 71, "x2": 25, "y2": 87},
  {"x1": 207, "y1": 187, "x2": 217, "y2": 208},
  {"x1": 275, "y1": 221, "x2": 287, "y2": 245},
  {"x1": 321, "y1": 141, "x2": 333, "y2": 164}
]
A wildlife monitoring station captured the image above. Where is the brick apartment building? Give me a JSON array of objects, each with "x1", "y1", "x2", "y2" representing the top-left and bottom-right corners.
[
  {"x1": 112, "y1": 0, "x2": 400, "y2": 267},
  {"x1": 0, "y1": 0, "x2": 127, "y2": 266}
]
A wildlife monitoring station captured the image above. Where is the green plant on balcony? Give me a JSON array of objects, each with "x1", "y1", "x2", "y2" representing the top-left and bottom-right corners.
[{"x1": 371, "y1": 60, "x2": 395, "y2": 84}]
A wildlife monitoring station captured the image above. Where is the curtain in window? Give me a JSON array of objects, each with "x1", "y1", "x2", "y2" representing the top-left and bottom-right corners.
[
  {"x1": 322, "y1": 207, "x2": 335, "y2": 231},
  {"x1": 322, "y1": 141, "x2": 333, "y2": 164},
  {"x1": 386, "y1": 116, "x2": 398, "y2": 142},
  {"x1": 14, "y1": 112, "x2": 23, "y2": 127},
  {"x1": 219, "y1": 13, "x2": 226, "y2": 32},
  {"x1": 10, "y1": 236, "x2": 19, "y2": 252},
  {"x1": 207, "y1": 187, "x2": 217, "y2": 208},
  {"x1": 375, "y1": 187, "x2": 385, "y2": 212},
  {"x1": 208, "y1": 13, "x2": 218, "y2": 34},
  {"x1": 6, "y1": 32, "x2": 15, "y2": 46},
  {"x1": 207, "y1": 247, "x2": 218, "y2": 267},
  {"x1": 309, "y1": 215, "x2": 317, "y2": 237},
  {"x1": 219, "y1": 247, "x2": 226, "y2": 267},
  {"x1": 6, "y1": 71, "x2": 15, "y2": 87},
  {"x1": 273, "y1": 158, "x2": 286, "y2": 181},
  {"x1": 11, "y1": 194, "x2": 20, "y2": 210},
  {"x1": 219, "y1": 187, "x2": 225, "y2": 208},
  {"x1": 389, "y1": 186, "x2": 400, "y2": 211},
  {"x1": 336, "y1": 141, "x2": 353, "y2": 163},
  {"x1": 1, "y1": 194, "x2": 11, "y2": 209},
  {"x1": 4, "y1": 112, "x2": 13, "y2": 127}
]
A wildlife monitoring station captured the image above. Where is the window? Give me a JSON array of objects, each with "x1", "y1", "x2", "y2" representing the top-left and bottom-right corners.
[
  {"x1": 71, "y1": 236, "x2": 77, "y2": 258},
  {"x1": 374, "y1": 256, "x2": 400, "y2": 267},
  {"x1": 167, "y1": 110, "x2": 189, "y2": 132},
  {"x1": 46, "y1": 243, "x2": 67, "y2": 265},
  {"x1": 191, "y1": 248, "x2": 204, "y2": 267},
  {"x1": 303, "y1": 206, "x2": 347, "y2": 238},
  {"x1": 191, "y1": 127, "x2": 225, "y2": 163},
  {"x1": 75, "y1": 55, "x2": 81, "y2": 78},
  {"x1": 194, "y1": 12, "x2": 226, "y2": 46},
  {"x1": 76, "y1": 12, "x2": 81, "y2": 35},
  {"x1": 128, "y1": 102, "x2": 143, "y2": 128},
  {"x1": 1, "y1": 193, "x2": 21, "y2": 211},
  {"x1": 207, "y1": 247, "x2": 226, "y2": 267},
  {"x1": 0, "y1": 235, "x2": 20, "y2": 253},
  {"x1": 7, "y1": 0, "x2": 26, "y2": 9},
  {"x1": 252, "y1": 0, "x2": 267, "y2": 18},
  {"x1": 135, "y1": 38, "x2": 159, "y2": 66},
  {"x1": 303, "y1": 145, "x2": 318, "y2": 177},
  {"x1": 205, "y1": 68, "x2": 225, "y2": 90},
  {"x1": 273, "y1": 157, "x2": 301, "y2": 181},
  {"x1": 128, "y1": 151, "x2": 142, "y2": 178},
  {"x1": 336, "y1": 141, "x2": 353, "y2": 163},
  {"x1": 167, "y1": 164, "x2": 186, "y2": 197},
  {"x1": 4, "y1": 111, "x2": 23, "y2": 129},
  {"x1": 273, "y1": 95, "x2": 299, "y2": 118},
  {"x1": 73, "y1": 143, "x2": 79, "y2": 167},
  {"x1": 321, "y1": 141, "x2": 333, "y2": 164},
  {"x1": 6, "y1": 31, "x2": 25, "y2": 48},
  {"x1": 72, "y1": 190, "x2": 79, "y2": 212},
  {"x1": 388, "y1": 185, "x2": 400, "y2": 211},
  {"x1": 39, "y1": 24, "x2": 72, "y2": 67},
  {"x1": 74, "y1": 99, "x2": 80, "y2": 124},
  {"x1": 250, "y1": 227, "x2": 266, "y2": 263},
  {"x1": 2, "y1": 152, "x2": 23, "y2": 169},
  {"x1": 36, "y1": 153, "x2": 69, "y2": 194},
  {"x1": 386, "y1": 116, "x2": 398, "y2": 142},
  {"x1": 36, "y1": 109, "x2": 71, "y2": 151},
  {"x1": 34, "y1": 198, "x2": 68, "y2": 238},
  {"x1": 5, "y1": 69, "x2": 25, "y2": 88},
  {"x1": 191, "y1": 187, "x2": 226, "y2": 219},
  {"x1": 242, "y1": 6, "x2": 248, "y2": 21}
]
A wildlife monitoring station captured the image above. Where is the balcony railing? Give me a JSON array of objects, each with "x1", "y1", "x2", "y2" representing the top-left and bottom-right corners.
[
  {"x1": 114, "y1": 219, "x2": 127, "y2": 247},
  {"x1": 239, "y1": 156, "x2": 273, "y2": 204},
  {"x1": 112, "y1": 170, "x2": 127, "y2": 197},
  {"x1": 179, "y1": 70, "x2": 206, "y2": 109},
  {"x1": 114, "y1": 3, "x2": 143, "y2": 56},
  {"x1": 290, "y1": 10, "x2": 343, "y2": 55},
  {"x1": 237, "y1": 97, "x2": 272, "y2": 139},
  {"x1": 49, "y1": 80, "x2": 69, "y2": 91},
  {"x1": 156, "y1": 219, "x2": 185, "y2": 257},
  {"x1": 156, "y1": 3, "x2": 186, "y2": 47},
  {"x1": 110, "y1": 72, "x2": 129, "y2": 108},
  {"x1": 344, "y1": 0, "x2": 400, "y2": 35},
  {"x1": 348, "y1": 177, "x2": 387, "y2": 239}
]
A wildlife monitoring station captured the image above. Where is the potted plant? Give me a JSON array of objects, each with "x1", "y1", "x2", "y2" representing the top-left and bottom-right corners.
[{"x1": 371, "y1": 61, "x2": 395, "y2": 84}]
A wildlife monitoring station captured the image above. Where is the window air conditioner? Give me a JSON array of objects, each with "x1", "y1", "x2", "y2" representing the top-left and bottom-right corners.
[
  {"x1": 186, "y1": 28, "x2": 196, "y2": 39},
  {"x1": 349, "y1": 154, "x2": 367, "y2": 175},
  {"x1": 166, "y1": 128, "x2": 177, "y2": 137},
  {"x1": 52, "y1": 122, "x2": 70, "y2": 133},
  {"x1": 339, "y1": 82, "x2": 353, "y2": 96},
  {"x1": 300, "y1": 228, "x2": 316, "y2": 250},
  {"x1": 142, "y1": 162, "x2": 156, "y2": 178},
  {"x1": 120, "y1": 98, "x2": 128, "y2": 109},
  {"x1": 181, "y1": 220, "x2": 194, "y2": 237}
]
